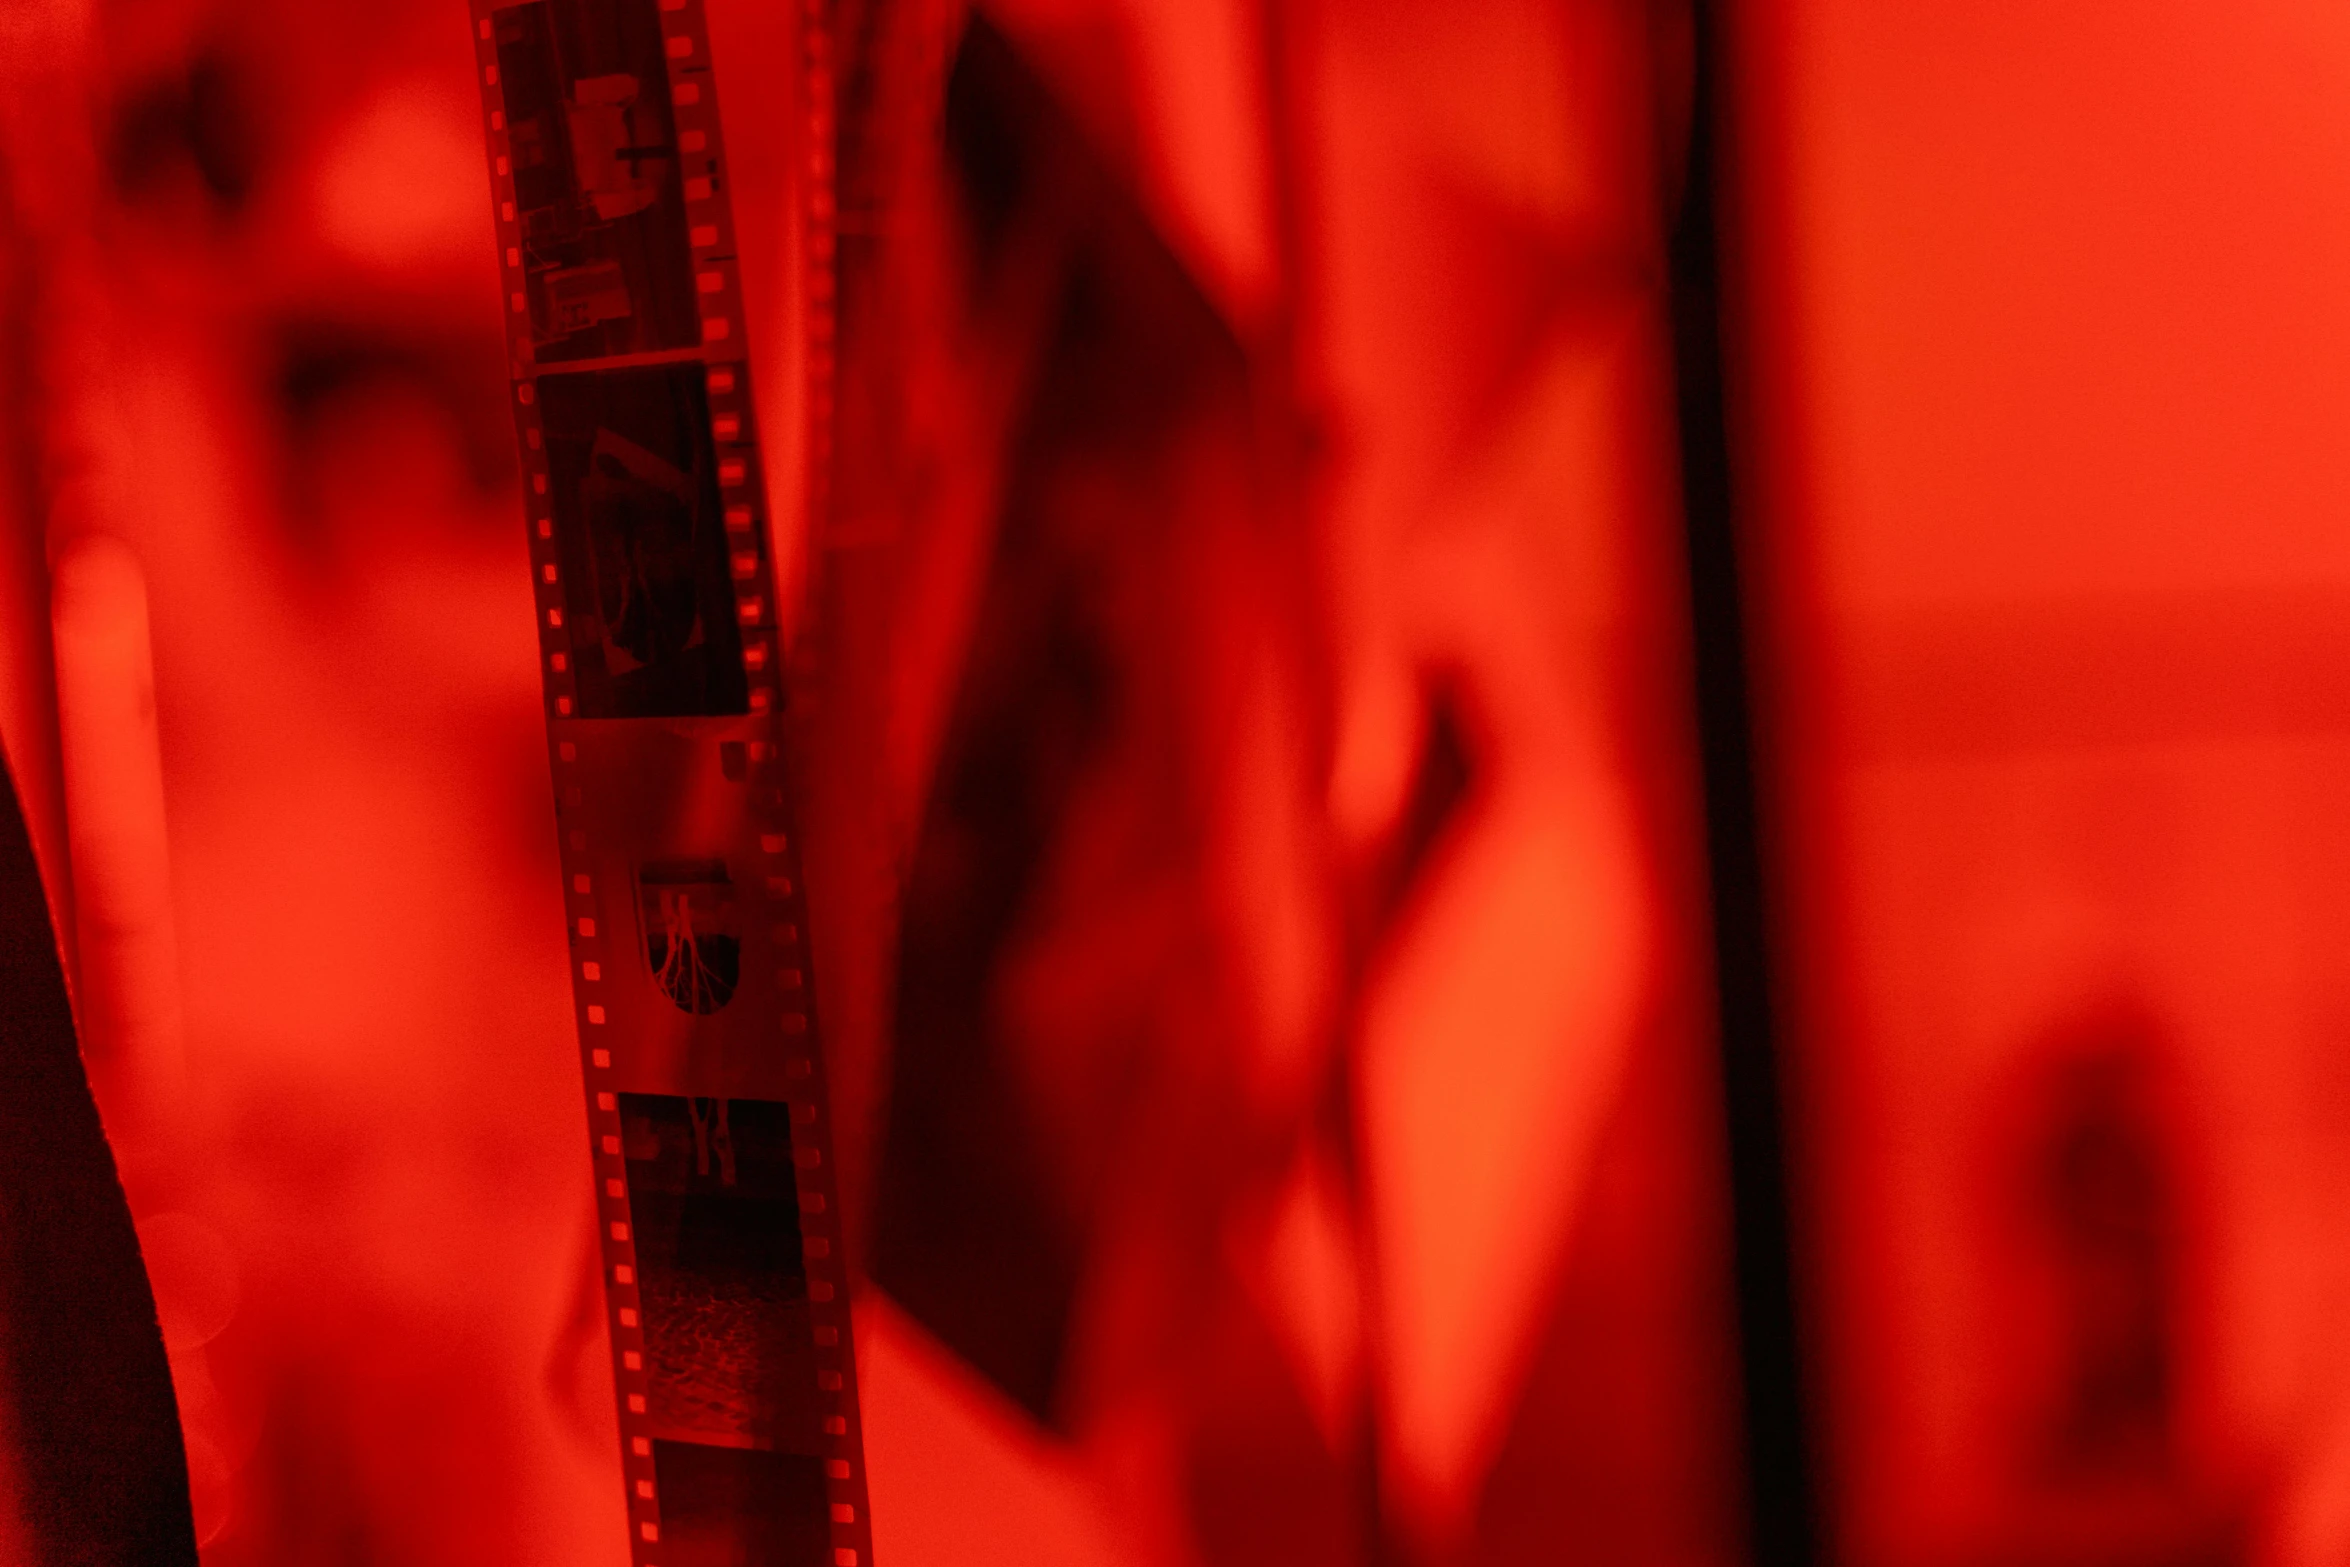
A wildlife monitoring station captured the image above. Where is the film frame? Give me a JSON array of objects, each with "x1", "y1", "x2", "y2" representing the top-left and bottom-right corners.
[{"x1": 468, "y1": 0, "x2": 872, "y2": 1561}]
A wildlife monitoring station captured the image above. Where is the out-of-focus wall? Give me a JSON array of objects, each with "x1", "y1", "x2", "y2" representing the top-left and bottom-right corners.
[{"x1": 1741, "y1": 3, "x2": 2350, "y2": 1561}]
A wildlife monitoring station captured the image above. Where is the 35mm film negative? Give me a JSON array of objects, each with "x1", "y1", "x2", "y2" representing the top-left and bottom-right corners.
[{"x1": 467, "y1": 1, "x2": 874, "y2": 1562}]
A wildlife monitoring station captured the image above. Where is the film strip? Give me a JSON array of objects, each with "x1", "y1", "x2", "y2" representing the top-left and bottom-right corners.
[{"x1": 467, "y1": 2, "x2": 874, "y2": 1562}]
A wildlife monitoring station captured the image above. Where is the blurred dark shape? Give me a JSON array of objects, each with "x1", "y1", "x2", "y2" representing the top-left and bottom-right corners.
[
  {"x1": 108, "y1": 50, "x2": 256, "y2": 212},
  {"x1": 2036, "y1": 1049, "x2": 2174, "y2": 1485},
  {"x1": 274, "y1": 324, "x2": 521, "y2": 524},
  {"x1": 1350, "y1": 690, "x2": 1474, "y2": 949},
  {"x1": 0, "y1": 752, "x2": 194, "y2": 1563},
  {"x1": 1981, "y1": 1021, "x2": 2249, "y2": 1567},
  {"x1": 1665, "y1": 0, "x2": 1819, "y2": 1560},
  {"x1": 871, "y1": 15, "x2": 1256, "y2": 1424}
]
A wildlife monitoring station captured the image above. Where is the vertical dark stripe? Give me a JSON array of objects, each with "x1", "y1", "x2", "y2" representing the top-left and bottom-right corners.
[
  {"x1": 1665, "y1": 5, "x2": 1820, "y2": 1566},
  {"x1": 0, "y1": 749, "x2": 195, "y2": 1564}
]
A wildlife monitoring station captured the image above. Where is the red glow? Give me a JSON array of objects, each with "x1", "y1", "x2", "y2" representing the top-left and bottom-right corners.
[
  {"x1": 1738, "y1": 1, "x2": 2350, "y2": 1561},
  {"x1": 2, "y1": 0, "x2": 2344, "y2": 1564}
]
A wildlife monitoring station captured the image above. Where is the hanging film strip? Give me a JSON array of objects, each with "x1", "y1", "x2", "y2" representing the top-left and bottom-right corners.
[{"x1": 467, "y1": 1, "x2": 872, "y2": 1562}]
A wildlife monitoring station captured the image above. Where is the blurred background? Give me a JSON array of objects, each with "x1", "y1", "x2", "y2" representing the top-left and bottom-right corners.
[{"x1": 5, "y1": 0, "x2": 2350, "y2": 1565}]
